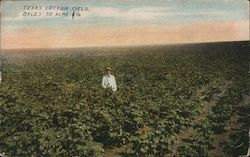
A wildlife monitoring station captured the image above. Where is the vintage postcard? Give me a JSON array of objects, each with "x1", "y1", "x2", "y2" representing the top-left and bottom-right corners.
[{"x1": 0, "y1": 0, "x2": 249, "y2": 157}]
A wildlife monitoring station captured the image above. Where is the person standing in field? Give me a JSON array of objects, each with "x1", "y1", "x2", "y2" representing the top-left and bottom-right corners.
[{"x1": 102, "y1": 67, "x2": 117, "y2": 92}]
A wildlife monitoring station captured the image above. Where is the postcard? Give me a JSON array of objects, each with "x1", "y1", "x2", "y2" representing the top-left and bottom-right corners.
[{"x1": 0, "y1": 0, "x2": 249, "y2": 157}]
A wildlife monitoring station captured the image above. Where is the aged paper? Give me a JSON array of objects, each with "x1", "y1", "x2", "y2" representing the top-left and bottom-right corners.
[{"x1": 0, "y1": 0, "x2": 249, "y2": 157}]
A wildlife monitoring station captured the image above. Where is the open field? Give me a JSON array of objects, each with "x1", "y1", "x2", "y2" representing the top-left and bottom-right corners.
[{"x1": 0, "y1": 41, "x2": 249, "y2": 157}]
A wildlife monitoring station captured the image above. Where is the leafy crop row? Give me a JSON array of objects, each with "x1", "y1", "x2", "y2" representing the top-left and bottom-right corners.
[
  {"x1": 0, "y1": 43, "x2": 248, "y2": 156},
  {"x1": 176, "y1": 55, "x2": 249, "y2": 157}
]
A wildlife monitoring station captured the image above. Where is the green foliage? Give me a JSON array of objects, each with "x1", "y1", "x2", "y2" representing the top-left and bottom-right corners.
[
  {"x1": 0, "y1": 43, "x2": 248, "y2": 156},
  {"x1": 175, "y1": 65, "x2": 249, "y2": 157}
]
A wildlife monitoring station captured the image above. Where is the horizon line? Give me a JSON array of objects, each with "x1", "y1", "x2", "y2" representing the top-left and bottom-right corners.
[{"x1": 1, "y1": 40, "x2": 249, "y2": 51}]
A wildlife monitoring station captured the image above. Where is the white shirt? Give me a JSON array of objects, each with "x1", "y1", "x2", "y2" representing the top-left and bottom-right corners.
[{"x1": 102, "y1": 74, "x2": 117, "y2": 91}]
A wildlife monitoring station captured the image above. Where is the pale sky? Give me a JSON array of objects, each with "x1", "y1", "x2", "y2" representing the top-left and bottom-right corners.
[{"x1": 1, "y1": 0, "x2": 249, "y2": 49}]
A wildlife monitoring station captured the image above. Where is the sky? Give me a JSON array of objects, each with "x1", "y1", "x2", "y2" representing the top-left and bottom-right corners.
[{"x1": 1, "y1": 0, "x2": 249, "y2": 49}]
